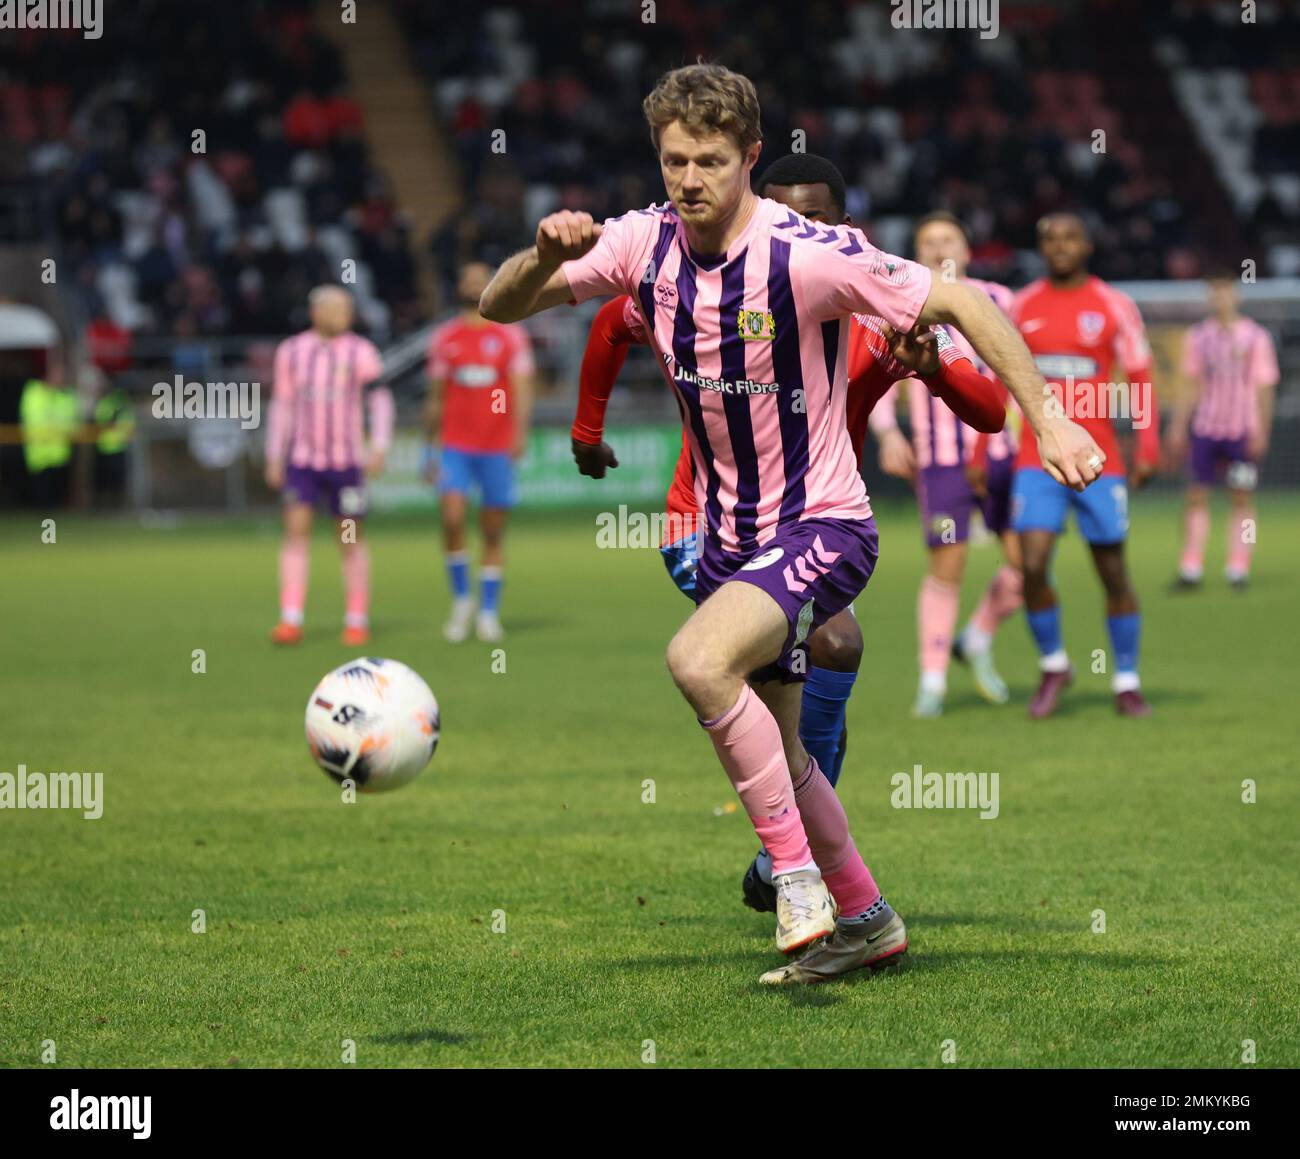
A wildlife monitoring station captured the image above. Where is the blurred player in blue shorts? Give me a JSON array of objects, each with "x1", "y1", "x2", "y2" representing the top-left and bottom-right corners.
[{"x1": 425, "y1": 261, "x2": 534, "y2": 643}]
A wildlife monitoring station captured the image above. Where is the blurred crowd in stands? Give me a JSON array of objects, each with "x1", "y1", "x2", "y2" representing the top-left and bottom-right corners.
[
  {"x1": 0, "y1": 0, "x2": 419, "y2": 362},
  {"x1": 0, "y1": 0, "x2": 1294, "y2": 375},
  {"x1": 413, "y1": 0, "x2": 1299, "y2": 304}
]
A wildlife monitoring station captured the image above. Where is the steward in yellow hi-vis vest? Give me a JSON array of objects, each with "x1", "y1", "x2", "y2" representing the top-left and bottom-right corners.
[
  {"x1": 19, "y1": 378, "x2": 78, "y2": 508},
  {"x1": 93, "y1": 385, "x2": 135, "y2": 505}
]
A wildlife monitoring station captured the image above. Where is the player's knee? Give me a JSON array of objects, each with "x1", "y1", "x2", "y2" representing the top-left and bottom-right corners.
[
  {"x1": 809, "y1": 621, "x2": 862, "y2": 673},
  {"x1": 1022, "y1": 557, "x2": 1050, "y2": 589},
  {"x1": 665, "y1": 632, "x2": 724, "y2": 702},
  {"x1": 1103, "y1": 570, "x2": 1132, "y2": 600}
]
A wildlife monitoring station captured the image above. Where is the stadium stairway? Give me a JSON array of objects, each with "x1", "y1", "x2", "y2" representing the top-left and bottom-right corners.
[
  {"x1": 314, "y1": 0, "x2": 460, "y2": 315},
  {"x1": 1093, "y1": 9, "x2": 1247, "y2": 267}
]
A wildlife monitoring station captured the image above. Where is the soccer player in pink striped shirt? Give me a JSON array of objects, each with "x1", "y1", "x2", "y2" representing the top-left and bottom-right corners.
[
  {"x1": 265, "y1": 286, "x2": 394, "y2": 646},
  {"x1": 1168, "y1": 273, "x2": 1279, "y2": 591},
  {"x1": 870, "y1": 212, "x2": 1023, "y2": 716},
  {"x1": 479, "y1": 63, "x2": 1104, "y2": 984}
]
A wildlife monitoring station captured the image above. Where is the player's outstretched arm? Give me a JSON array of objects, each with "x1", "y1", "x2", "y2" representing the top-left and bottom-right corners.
[
  {"x1": 571, "y1": 296, "x2": 641, "y2": 479},
  {"x1": 918, "y1": 280, "x2": 1104, "y2": 490},
  {"x1": 480, "y1": 211, "x2": 603, "y2": 322}
]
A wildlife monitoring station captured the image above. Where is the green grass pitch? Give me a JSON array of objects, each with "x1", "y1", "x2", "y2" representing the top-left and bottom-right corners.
[{"x1": 2, "y1": 493, "x2": 1297, "y2": 1068}]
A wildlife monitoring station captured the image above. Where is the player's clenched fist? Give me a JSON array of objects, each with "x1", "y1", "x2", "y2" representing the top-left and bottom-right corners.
[
  {"x1": 1036, "y1": 418, "x2": 1106, "y2": 492},
  {"x1": 537, "y1": 211, "x2": 602, "y2": 267},
  {"x1": 572, "y1": 437, "x2": 619, "y2": 479}
]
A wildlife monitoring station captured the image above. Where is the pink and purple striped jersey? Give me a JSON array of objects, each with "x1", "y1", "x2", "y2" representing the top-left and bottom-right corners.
[
  {"x1": 267, "y1": 329, "x2": 394, "y2": 471},
  {"x1": 869, "y1": 276, "x2": 1015, "y2": 466},
  {"x1": 1182, "y1": 317, "x2": 1279, "y2": 440},
  {"x1": 562, "y1": 197, "x2": 933, "y2": 553}
]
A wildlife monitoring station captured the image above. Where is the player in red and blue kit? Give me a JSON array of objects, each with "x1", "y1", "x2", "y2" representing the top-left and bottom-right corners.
[
  {"x1": 479, "y1": 64, "x2": 1104, "y2": 984},
  {"x1": 572, "y1": 153, "x2": 1005, "y2": 914},
  {"x1": 1008, "y1": 214, "x2": 1160, "y2": 719},
  {"x1": 426, "y1": 261, "x2": 535, "y2": 644}
]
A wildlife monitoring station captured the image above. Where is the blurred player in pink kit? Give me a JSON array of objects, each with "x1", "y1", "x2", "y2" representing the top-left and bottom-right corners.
[
  {"x1": 1167, "y1": 272, "x2": 1279, "y2": 592},
  {"x1": 870, "y1": 212, "x2": 1023, "y2": 717},
  {"x1": 265, "y1": 285, "x2": 393, "y2": 647},
  {"x1": 478, "y1": 64, "x2": 1104, "y2": 984}
]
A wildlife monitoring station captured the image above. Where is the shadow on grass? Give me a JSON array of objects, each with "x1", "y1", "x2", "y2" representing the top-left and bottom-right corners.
[
  {"x1": 903, "y1": 948, "x2": 1171, "y2": 971},
  {"x1": 369, "y1": 1029, "x2": 469, "y2": 1047},
  {"x1": 614, "y1": 950, "x2": 757, "y2": 971},
  {"x1": 989, "y1": 685, "x2": 1208, "y2": 717},
  {"x1": 907, "y1": 911, "x2": 1093, "y2": 934}
]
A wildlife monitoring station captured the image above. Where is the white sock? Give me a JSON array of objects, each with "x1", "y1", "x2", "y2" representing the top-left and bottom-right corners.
[
  {"x1": 962, "y1": 624, "x2": 993, "y2": 655},
  {"x1": 920, "y1": 670, "x2": 947, "y2": 695},
  {"x1": 281, "y1": 608, "x2": 304, "y2": 626},
  {"x1": 1039, "y1": 649, "x2": 1071, "y2": 673},
  {"x1": 1112, "y1": 671, "x2": 1141, "y2": 693}
]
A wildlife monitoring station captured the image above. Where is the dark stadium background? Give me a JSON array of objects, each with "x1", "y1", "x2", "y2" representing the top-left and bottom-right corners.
[{"x1": 0, "y1": 0, "x2": 1296, "y2": 509}]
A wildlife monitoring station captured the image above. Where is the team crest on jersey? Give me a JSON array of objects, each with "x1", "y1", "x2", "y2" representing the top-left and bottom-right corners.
[
  {"x1": 872, "y1": 255, "x2": 912, "y2": 285},
  {"x1": 738, "y1": 308, "x2": 776, "y2": 341},
  {"x1": 655, "y1": 281, "x2": 676, "y2": 306},
  {"x1": 1077, "y1": 311, "x2": 1106, "y2": 343}
]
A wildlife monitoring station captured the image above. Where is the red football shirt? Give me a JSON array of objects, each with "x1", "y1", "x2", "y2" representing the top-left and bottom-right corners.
[
  {"x1": 1009, "y1": 276, "x2": 1157, "y2": 476},
  {"x1": 428, "y1": 317, "x2": 534, "y2": 453}
]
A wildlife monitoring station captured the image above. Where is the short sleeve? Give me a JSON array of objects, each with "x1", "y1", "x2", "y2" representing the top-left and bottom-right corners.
[
  {"x1": 985, "y1": 282, "x2": 1015, "y2": 315},
  {"x1": 272, "y1": 339, "x2": 295, "y2": 398},
  {"x1": 1108, "y1": 288, "x2": 1152, "y2": 377},
  {"x1": 508, "y1": 325, "x2": 535, "y2": 377},
  {"x1": 561, "y1": 211, "x2": 656, "y2": 304},
  {"x1": 357, "y1": 338, "x2": 384, "y2": 386},
  {"x1": 427, "y1": 326, "x2": 450, "y2": 380},
  {"x1": 1181, "y1": 327, "x2": 1203, "y2": 379},
  {"x1": 801, "y1": 231, "x2": 933, "y2": 331},
  {"x1": 1252, "y1": 326, "x2": 1279, "y2": 389},
  {"x1": 1008, "y1": 287, "x2": 1030, "y2": 327}
]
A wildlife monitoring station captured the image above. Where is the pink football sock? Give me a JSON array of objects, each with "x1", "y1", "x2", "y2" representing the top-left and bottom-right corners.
[
  {"x1": 968, "y1": 565, "x2": 1023, "y2": 636},
  {"x1": 700, "y1": 685, "x2": 813, "y2": 873},
  {"x1": 918, "y1": 574, "x2": 961, "y2": 678},
  {"x1": 1181, "y1": 506, "x2": 1209, "y2": 576},
  {"x1": 342, "y1": 543, "x2": 371, "y2": 625},
  {"x1": 1226, "y1": 511, "x2": 1254, "y2": 577},
  {"x1": 279, "y1": 537, "x2": 309, "y2": 623},
  {"x1": 793, "y1": 757, "x2": 880, "y2": 916}
]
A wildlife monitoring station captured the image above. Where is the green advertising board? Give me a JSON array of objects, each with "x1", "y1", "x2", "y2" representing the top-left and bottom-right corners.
[{"x1": 368, "y1": 424, "x2": 683, "y2": 511}]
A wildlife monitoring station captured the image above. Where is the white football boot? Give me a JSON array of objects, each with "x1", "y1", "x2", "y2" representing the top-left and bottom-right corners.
[
  {"x1": 475, "y1": 610, "x2": 504, "y2": 642},
  {"x1": 773, "y1": 865, "x2": 836, "y2": 955},
  {"x1": 761, "y1": 912, "x2": 908, "y2": 985},
  {"x1": 442, "y1": 598, "x2": 474, "y2": 644}
]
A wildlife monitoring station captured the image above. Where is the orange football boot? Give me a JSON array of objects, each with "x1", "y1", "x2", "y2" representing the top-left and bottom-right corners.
[
  {"x1": 341, "y1": 625, "x2": 371, "y2": 648},
  {"x1": 271, "y1": 622, "x2": 303, "y2": 645}
]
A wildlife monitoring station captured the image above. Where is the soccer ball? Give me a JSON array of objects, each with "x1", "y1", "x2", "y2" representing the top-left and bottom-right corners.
[{"x1": 305, "y1": 658, "x2": 440, "y2": 793}]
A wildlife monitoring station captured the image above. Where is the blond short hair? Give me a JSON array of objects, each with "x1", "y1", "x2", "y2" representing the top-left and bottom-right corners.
[{"x1": 642, "y1": 63, "x2": 762, "y2": 151}]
